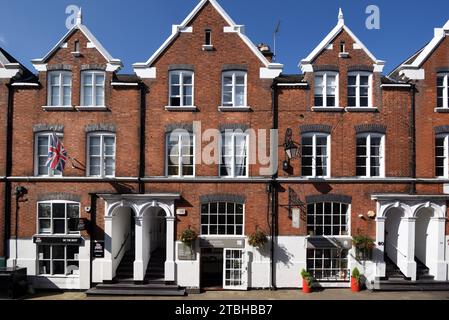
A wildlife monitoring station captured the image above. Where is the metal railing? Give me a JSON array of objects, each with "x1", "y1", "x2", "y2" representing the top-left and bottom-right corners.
[{"x1": 114, "y1": 232, "x2": 131, "y2": 260}]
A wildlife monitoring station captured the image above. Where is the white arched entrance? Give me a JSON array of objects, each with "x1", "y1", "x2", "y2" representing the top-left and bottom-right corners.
[
  {"x1": 99, "y1": 193, "x2": 180, "y2": 284},
  {"x1": 372, "y1": 194, "x2": 448, "y2": 282}
]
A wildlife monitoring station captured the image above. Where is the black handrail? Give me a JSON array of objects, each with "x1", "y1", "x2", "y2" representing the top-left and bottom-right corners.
[{"x1": 114, "y1": 232, "x2": 131, "y2": 260}]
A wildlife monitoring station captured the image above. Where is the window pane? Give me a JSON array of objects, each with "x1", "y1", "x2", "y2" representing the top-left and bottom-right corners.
[
  {"x1": 38, "y1": 203, "x2": 51, "y2": 218},
  {"x1": 83, "y1": 86, "x2": 93, "y2": 106},
  {"x1": 39, "y1": 220, "x2": 51, "y2": 234},
  {"x1": 54, "y1": 220, "x2": 65, "y2": 234},
  {"x1": 53, "y1": 203, "x2": 65, "y2": 218},
  {"x1": 53, "y1": 261, "x2": 65, "y2": 275}
]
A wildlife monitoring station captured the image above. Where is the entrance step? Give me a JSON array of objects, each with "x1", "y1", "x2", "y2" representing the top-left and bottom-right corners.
[
  {"x1": 416, "y1": 258, "x2": 434, "y2": 281},
  {"x1": 373, "y1": 279, "x2": 449, "y2": 292},
  {"x1": 86, "y1": 281, "x2": 186, "y2": 297},
  {"x1": 384, "y1": 256, "x2": 407, "y2": 280}
]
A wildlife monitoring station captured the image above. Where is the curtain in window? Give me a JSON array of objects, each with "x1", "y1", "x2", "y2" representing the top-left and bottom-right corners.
[{"x1": 235, "y1": 134, "x2": 247, "y2": 176}]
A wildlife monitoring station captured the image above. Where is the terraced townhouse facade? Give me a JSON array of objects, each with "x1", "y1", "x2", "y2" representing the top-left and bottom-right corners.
[{"x1": 0, "y1": 0, "x2": 448, "y2": 294}]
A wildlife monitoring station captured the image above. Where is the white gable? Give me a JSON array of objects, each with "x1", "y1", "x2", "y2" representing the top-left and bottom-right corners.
[
  {"x1": 133, "y1": 0, "x2": 283, "y2": 79},
  {"x1": 31, "y1": 10, "x2": 122, "y2": 72},
  {"x1": 299, "y1": 9, "x2": 384, "y2": 73}
]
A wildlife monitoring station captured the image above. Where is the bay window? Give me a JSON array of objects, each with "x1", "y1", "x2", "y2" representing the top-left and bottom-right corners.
[{"x1": 307, "y1": 249, "x2": 349, "y2": 281}]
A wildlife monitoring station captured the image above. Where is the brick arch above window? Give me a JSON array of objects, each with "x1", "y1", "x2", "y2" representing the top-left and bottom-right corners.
[
  {"x1": 168, "y1": 64, "x2": 194, "y2": 71},
  {"x1": 165, "y1": 123, "x2": 193, "y2": 133},
  {"x1": 306, "y1": 194, "x2": 352, "y2": 205},
  {"x1": 37, "y1": 193, "x2": 81, "y2": 202},
  {"x1": 434, "y1": 125, "x2": 449, "y2": 134},
  {"x1": 219, "y1": 123, "x2": 250, "y2": 132},
  {"x1": 85, "y1": 124, "x2": 116, "y2": 133},
  {"x1": 313, "y1": 65, "x2": 339, "y2": 72},
  {"x1": 300, "y1": 124, "x2": 332, "y2": 134},
  {"x1": 81, "y1": 64, "x2": 107, "y2": 71},
  {"x1": 222, "y1": 64, "x2": 247, "y2": 72},
  {"x1": 348, "y1": 65, "x2": 374, "y2": 72},
  {"x1": 200, "y1": 194, "x2": 246, "y2": 204},
  {"x1": 33, "y1": 124, "x2": 64, "y2": 133},
  {"x1": 355, "y1": 124, "x2": 386, "y2": 134},
  {"x1": 47, "y1": 64, "x2": 72, "y2": 71},
  {"x1": 436, "y1": 67, "x2": 449, "y2": 73}
]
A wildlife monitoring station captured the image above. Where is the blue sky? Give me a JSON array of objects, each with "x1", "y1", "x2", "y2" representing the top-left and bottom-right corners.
[{"x1": 1, "y1": 0, "x2": 449, "y2": 74}]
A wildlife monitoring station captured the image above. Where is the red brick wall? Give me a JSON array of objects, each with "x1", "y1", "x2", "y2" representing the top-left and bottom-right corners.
[
  {"x1": 141, "y1": 2, "x2": 273, "y2": 237},
  {"x1": 0, "y1": 79, "x2": 7, "y2": 256},
  {"x1": 10, "y1": 29, "x2": 141, "y2": 239}
]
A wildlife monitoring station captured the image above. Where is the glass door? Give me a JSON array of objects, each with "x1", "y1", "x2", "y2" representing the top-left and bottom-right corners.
[{"x1": 223, "y1": 249, "x2": 247, "y2": 290}]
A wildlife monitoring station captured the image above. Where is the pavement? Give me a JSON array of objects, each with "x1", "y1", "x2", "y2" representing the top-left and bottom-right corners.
[{"x1": 26, "y1": 289, "x2": 449, "y2": 300}]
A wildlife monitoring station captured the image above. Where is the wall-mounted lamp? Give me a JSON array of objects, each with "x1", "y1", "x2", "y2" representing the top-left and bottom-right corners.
[{"x1": 283, "y1": 128, "x2": 300, "y2": 172}]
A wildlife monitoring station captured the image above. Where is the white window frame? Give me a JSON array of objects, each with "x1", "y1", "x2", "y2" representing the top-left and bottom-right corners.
[
  {"x1": 47, "y1": 71, "x2": 72, "y2": 107},
  {"x1": 348, "y1": 72, "x2": 373, "y2": 108},
  {"x1": 437, "y1": 73, "x2": 449, "y2": 109},
  {"x1": 165, "y1": 131, "x2": 195, "y2": 177},
  {"x1": 80, "y1": 70, "x2": 106, "y2": 107},
  {"x1": 200, "y1": 202, "x2": 245, "y2": 236},
  {"x1": 307, "y1": 248, "x2": 349, "y2": 282},
  {"x1": 356, "y1": 133, "x2": 385, "y2": 178},
  {"x1": 314, "y1": 72, "x2": 339, "y2": 108},
  {"x1": 168, "y1": 70, "x2": 194, "y2": 107},
  {"x1": 435, "y1": 133, "x2": 449, "y2": 178},
  {"x1": 34, "y1": 132, "x2": 63, "y2": 177},
  {"x1": 221, "y1": 71, "x2": 247, "y2": 107},
  {"x1": 37, "y1": 245, "x2": 79, "y2": 276},
  {"x1": 36, "y1": 200, "x2": 80, "y2": 235},
  {"x1": 219, "y1": 132, "x2": 249, "y2": 178},
  {"x1": 301, "y1": 133, "x2": 331, "y2": 178},
  {"x1": 306, "y1": 202, "x2": 350, "y2": 237},
  {"x1": 86, "y1": 132, "x2": 116, "y2": 178}
]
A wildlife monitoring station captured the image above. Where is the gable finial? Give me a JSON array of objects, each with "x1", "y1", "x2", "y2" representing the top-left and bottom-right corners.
[
  {"x1": 76, "y1": 7, "x2": 82, "y2": 25},
  {"x1": 338, "y1": 8, "x2": 344, "y2": 23}
]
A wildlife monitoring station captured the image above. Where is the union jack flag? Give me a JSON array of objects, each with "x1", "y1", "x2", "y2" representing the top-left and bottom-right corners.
[{"x1": 46, "y1": 133, "x2": 68, "y2": 172}]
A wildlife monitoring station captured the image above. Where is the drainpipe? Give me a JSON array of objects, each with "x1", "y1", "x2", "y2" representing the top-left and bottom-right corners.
[
  {"x1": 269, "y1": 78, "x2": 279, "y2": 290},
  {"x1": 138, "y1": 83, "x2": 147, "y2": 194},
  {"x1": 88, "y1": 193, "x2": 98, "y2": 288},
  {"x1": 3, "y1": 82, "x2": 14, "y2": 265},
  {"x1": 409, "y1": 83, "x2": 416, "y2": 194}
]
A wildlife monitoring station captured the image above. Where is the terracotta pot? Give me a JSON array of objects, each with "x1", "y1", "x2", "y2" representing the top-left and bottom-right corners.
[
  {"x1": 351, "y1": 277, "x2": 360, "y2": 292},
  {"x1": 302, "y1": 279, "x2": 312, "y2": 293}
]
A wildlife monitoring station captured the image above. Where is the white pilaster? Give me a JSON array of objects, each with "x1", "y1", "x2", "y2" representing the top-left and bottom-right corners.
[
  {"x1": 102, "y1": 216, "x2": 114, "y2": 281},
  {"x1": 403, "y1": 217, "x2": 417, "y2": 281},
  {"x1": 432, "y1": 217, "x2": 448, "y2": 281},
  {"x1": 165, "y1": 216, "x2": 176, "y2": 282},
  {"x1": 134, "y1": 216, "x2": 145, "y2": 281},
  {"x1": 375, "y1": 216, "x2": 386, "y2": 278}
]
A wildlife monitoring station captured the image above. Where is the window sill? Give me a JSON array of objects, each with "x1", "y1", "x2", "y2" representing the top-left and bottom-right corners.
[
  {"x1": 164, "y1": 106, "x2": 198, "y2": 112},
  {"x1": 42, "y1": 106, "x2": 74, "y2": 111},
  {"x1": 75, "y1": 106, "x2": 109, "y2": 111},
  {"x1": 311, "y1": 106, "x2": 344, "y2": 112},
  {"x1": 218, "y1": 106, "x2": 251, "y2": 112},
  {"x1": 202, "y1": 45, "x2": 214, "y2": 51},
  {"x1": 37, "y1": 274, "x2": 80, "y2": 278},
  {"x1": 434, "y1": 107, "x2": 449, "y2": 113},
  {"x1": 345, "y1": 107, "x2": 378, "y2": 112}
]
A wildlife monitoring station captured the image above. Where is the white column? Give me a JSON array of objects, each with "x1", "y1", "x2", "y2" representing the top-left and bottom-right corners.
[
  {"x1": 375, "y1": 216, "x2": 386, "y2": 278},
  {"x1": 134, "y1": 216, "x2": 145, "y2": 282},
  {"x1": 402, "y1": 217, "x2": 417, "y2": 281},
  {"x1": 102, "y1": 216, "x2": 114, "y2": 281},
  {"x1": 165, "y1": 216, "x2": 176, "y2": 283},
  {"x1": 432, "y1": 217, "x2": 447, "y2": 281}
]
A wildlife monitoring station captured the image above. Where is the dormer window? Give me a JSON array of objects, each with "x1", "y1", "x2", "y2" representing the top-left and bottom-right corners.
[
  {"x1": 48, "y1": 71, "x2": 72, "y2": 107},
  {"x1": 81, "y1": 71, "x2": 105, "y2": 107},
  {"x1": 314, "y1": 72, "x2": 338, "y2": 108}
]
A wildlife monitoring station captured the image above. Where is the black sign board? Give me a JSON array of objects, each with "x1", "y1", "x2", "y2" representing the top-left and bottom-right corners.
[
  {"x1": 77, "y1": 218, "x2": 88, "y2": 231},
  {"x1": 94, "y1": 241, "x2": 105, "y2": 258},
  {"x1": 33, "y1": 236, "x2": 82, "y2": 245}
]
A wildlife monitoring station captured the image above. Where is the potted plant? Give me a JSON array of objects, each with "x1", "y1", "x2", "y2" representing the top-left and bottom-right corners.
[
  {"x1": 300, "y1": 269, "x2": 314, "y2": 293},
  {"x1": 180, "y1": 227, "x2": 198, "y2": 248},
  {"x1": 352, "y1": 234, "x2": 375, "y2": 260},
  {"x1": 248, "y1": 228, "x2": 268, "y2": 249},
  {"x1": 351, "y1": 267, "x2": 363, "y2": 292}
]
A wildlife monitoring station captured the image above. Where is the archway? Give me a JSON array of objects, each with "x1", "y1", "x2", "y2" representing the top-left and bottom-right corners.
[{"x1": 384, "y1": 207, "x2": 406, "y2": 267}]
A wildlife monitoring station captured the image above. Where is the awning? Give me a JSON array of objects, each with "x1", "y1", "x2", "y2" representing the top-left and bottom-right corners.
[{"x1": 307, "y1": 237, "x2": 352, "y2": 249}]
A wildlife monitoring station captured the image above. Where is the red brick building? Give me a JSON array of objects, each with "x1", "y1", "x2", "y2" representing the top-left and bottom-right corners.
[{"x1": 1, "y1": 0, "x2": 448, "y2": 294}]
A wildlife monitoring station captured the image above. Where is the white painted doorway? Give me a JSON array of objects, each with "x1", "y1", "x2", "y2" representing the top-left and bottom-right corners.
[
  {"x1": 385, "y1": 208, "x2": 407, "y2": 270},
  {"x1": 223, "y1": 249, "x2": 248, "y2": 290}
]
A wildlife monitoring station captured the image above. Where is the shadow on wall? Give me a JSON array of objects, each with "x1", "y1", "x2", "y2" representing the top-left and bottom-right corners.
[
  {"x1": 275, "y1": 242, "x2": 294, "y2": 267},
  {"x1": 109, "y1": 182, "x2": 135, "y2": 194}
]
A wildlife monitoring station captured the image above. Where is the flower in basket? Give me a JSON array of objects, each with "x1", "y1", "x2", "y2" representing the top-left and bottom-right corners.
[
  {"x1": 248, "y1": 228, "x2": 268, "y2": 249},
  {"x1": 180, "y1": 227, "x2": 198, "y2": 247}
]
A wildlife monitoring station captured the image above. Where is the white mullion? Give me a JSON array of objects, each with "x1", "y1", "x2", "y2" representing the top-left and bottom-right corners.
[
  {"x1": 356, "y1": 74, "x2": 361, "y2": 108},
  {"x1": 180, "y1": 72, "x2": 184, "y2": 107},
  {"x1": 232, "y1": 74, "x2": 236, "y2": 107},
  {"x1": 178, "y1": 135, "x2": 183, "y2": 176},
  {"x1": 312, "y1": 134, "x2": 317, "y2": 177},
  {"x1": 59, "y1": 73, "x2": 63, "y2": 106},
  {"x1": 92, "y1": 74, "x2": 97, "y2": 106},
  {"x1": 232, "y1": 134, "x2": 236, "y2": 177},
  {"x1": 445, "y1": 135, "x2": 449, "y2": 178},
  {"x1": 323, "y1": 74, "x2": 327, "y2": 107},
  {"x1": 366, "y1": 134, "x2": 371, "y2": 178}
]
